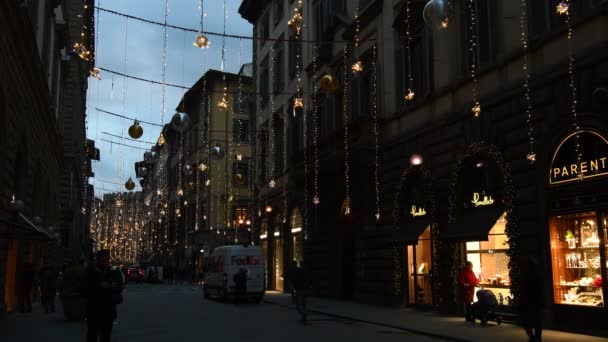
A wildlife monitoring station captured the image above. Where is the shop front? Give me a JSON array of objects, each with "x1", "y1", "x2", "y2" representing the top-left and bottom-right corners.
[
  {"x1": 442, "y1": 142, "x2": 518, "y2": 309},
  {"x1": 547, "y1": 129, "x2": 608, "y2": 332},
  {"x1": 392, "y1": 165, "x2": 436, "y2": 306}
]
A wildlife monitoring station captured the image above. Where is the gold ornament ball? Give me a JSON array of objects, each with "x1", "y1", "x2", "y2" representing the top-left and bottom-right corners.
[
  {"x1": 125, "y1": 178, "x2": 135, "y2": 191},
  {"x1": 320, "y1": 74, "x2": 340, "y2": 93},
  {"x1": 128, "y1": 120, "x2": 144, "y2": 139},
  {"x1": 193, "y1": 34, "x2": 210, "y2": 48}
]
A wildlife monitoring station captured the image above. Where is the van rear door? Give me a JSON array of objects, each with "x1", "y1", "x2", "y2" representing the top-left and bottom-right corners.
[{"x1": 229, "y1": 252, "x2": 264, "y2": 293}]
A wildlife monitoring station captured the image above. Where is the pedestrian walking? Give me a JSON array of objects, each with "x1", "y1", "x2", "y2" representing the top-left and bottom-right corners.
[
  {"x1": 285, "y1": 261, "x2": 299, "y2": 304},
  {"x1": 81, "y1": 250, "x2": 124, "y2": 342},
  {"x1": 293, "y1": 261, "x2": 312, "y2": 323},
  {"x1": 233, "y1": 268, "x2": 248, "y2": 304},
  {"x1": 40, "y1": 265, "x2": 58, "y2": 313},
  {"x1": 19, "y1": 262, "x2": 35, "y2": 313},
  {"x1": 458, "y1": 261, "x2": 478, "y2": 322},
  {"x1": 520, "y1": 256, "x2": 544, "y2": 341}
]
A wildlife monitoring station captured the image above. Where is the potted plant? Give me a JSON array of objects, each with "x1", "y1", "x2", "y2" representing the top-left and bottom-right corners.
[{"x1": 58, "y1": 263, "x2": 86, "y2": 320}]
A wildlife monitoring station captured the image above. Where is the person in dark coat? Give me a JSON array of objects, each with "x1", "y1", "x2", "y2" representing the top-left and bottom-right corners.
[
  {"x1": 292, "y1": 261, "x2": 312, "y2": 323},
  {"x1": 19, "y1": 262, "x2": 35, "y2": 313},
  {"x1": 40, "y1": 265, "x2": 58, "y2": 313},
  {"x1": 81, "y1": 250, "x2": 123, "y2": 342},
  {"x1": 285, "y1": 261, "x2": 299, "y2": 303},
  {"x1": 233, "y1": 268, "x2": 248, "y2": 304},
  {"x1": 519, "y1": 256, "x2": 544, "y2": 341}
]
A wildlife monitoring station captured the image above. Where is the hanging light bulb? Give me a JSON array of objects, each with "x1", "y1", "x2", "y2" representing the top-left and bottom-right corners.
[
  {"x1": 193, "y1": 34, "x2": 210, "y2": 48},
  {"x1": 246, "y1": 219, "x2": 251, "y2": 225},
  {"x1": 351, "y1": 61, "x2": 363, "y2": 74},
  {"x1": 265, "y1": 205, "x2": 273, "y2": 213},
  {"x1": 128, "y1": 120, "x2": 144, "y2": 139}
]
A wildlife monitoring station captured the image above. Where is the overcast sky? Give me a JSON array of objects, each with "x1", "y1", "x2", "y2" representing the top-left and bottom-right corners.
[{"x1": 87, "y1": 0, "x2": 253, "y2": 197}]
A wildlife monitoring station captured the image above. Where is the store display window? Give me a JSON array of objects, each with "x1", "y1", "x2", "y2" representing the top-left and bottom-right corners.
[
  {"x1": 465, "y1": 212, "x2": 511, "y2": 303},
  {"x1": 407, "y1": 226, "x2": 432, "y2": 305},
  {"x1": 550, "y1": 212, "x2": 605, "y2": 307}
]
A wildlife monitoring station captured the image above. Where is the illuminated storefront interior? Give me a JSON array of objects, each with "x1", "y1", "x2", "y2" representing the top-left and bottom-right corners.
[{"x1": 407, "y1": 226, "x2": 432, "y2": 305}]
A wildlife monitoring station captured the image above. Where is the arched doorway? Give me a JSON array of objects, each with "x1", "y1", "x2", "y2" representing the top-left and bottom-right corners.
[
  {"x1": 392, "y1": 165, "x2": 437, "y2": 306},
  {"x1": 442, "y1": 142, "x2": 519, "y2": 307}
]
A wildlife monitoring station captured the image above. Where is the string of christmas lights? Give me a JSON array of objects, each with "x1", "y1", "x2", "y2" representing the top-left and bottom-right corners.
[
  {"x1": 160, "y1": 0, "x2": 169, "y2": 124},
  {"x1": 268, "y1": 46, "x2": 277, "y2": 189},
  {"x1": 371, "y1": 44, "x2": 381, "y2": 221},
  {"x1": 342, "y1": 44, "x2": 352, "y2": 216},
  {"x1": 520, "y1": 0, "x2": 536, "y2": 164},
  {"x1": 404, "y1": 0, "x2": 415, "y2": 101},
  {"x1": 312, "y1": 45, "x2": 320, "y2": 208},
  {"x1": 468, "y1": 0, "x2": 481, "y2": 117}
]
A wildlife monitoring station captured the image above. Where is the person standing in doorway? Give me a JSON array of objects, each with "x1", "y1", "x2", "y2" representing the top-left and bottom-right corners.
[
  {"x1": 458, "y1": 261, "x2": 478, "y2": 322},
  {"x1": 520, "y1": 256, "x2": 544, "y2": 341},
  {"x1": 81, "y1": 250, "x2": 123, "y2": 342}
]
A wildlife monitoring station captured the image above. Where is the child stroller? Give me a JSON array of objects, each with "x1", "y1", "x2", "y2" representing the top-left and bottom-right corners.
[{"x1": 469, "y1": 289, "x2": 503, "y2": 325}]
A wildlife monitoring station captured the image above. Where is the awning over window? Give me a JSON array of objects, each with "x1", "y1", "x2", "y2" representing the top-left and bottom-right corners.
[
  {"x1": 442, "y1": 205, "x2": 505, "y2": 241},
  {"x1": 392, "y1": 216, "x2": 432, "y2": 245}
]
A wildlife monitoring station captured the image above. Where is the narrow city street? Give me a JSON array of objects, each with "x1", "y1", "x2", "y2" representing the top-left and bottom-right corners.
[{"x1": 2, "y1": 284, "x2": 441, "y2": 342}]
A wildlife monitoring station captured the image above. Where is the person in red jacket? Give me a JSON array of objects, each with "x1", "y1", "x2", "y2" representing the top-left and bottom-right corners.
[{"x1": 459, "y1": 261, "x2": 478, "y2": 322}]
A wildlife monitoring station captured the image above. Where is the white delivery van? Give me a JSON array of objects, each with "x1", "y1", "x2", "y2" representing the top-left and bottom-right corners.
[{"x1": 203, "y1": 245, "x2": 265, "y2": 302}]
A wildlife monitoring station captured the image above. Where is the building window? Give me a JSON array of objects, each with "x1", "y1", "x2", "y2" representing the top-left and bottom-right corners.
[
  {"x1": 233, "y1": 160, "x2": 250, "y2": 187},
  {"x1": 273, "y1": 38, "x2": 284, "y2": 94},
  {"x1": 232, "y1": 93, "x2": 249, "y2": 114},
  {"x1": 463, "y1": 0, "x2": 496, "y2": 71},
  {"x1": 259, "y1": 13, "x2": 270, "y2": 47},
  {"x1": 260, "y1": 56, "x2": 269, "y2": 109},
  {"x1": 233, "y1": 119, "x2": 250, "y2": 143},
  {"x1": 549, "y1": 212, "x2": 606, "y2": 307},
  {"x1": 273, "y1": 0, "x2": 284, "y2": 27},
  {"x1": 314, "y1": 0, "x2": 346, "y2": 41}
]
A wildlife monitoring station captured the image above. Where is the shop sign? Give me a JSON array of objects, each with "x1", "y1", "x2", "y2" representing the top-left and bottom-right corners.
[
  {"x1": 409, "y1": 205, "x2": 427, "y2": 217},
  {"x1": 471, "y1": 192, "x2": 494, "y2": 207},
  {"x1": 549, "y1": 130, "x2": 608, "y2": 185}
]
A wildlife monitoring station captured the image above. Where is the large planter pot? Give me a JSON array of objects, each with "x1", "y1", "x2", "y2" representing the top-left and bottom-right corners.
[{"x1": 60, "y1": 293, "x2": 86, "y2": 321}]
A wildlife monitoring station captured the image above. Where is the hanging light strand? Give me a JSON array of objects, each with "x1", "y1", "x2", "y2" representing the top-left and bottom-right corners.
[
  {"x1": 520, "y1": 0, "x2": 536, "y2": 163},
  {"x1": 312, "y1": 45, "x2": 320, "y2": 210},
  {"x1": 468, "y1": 0, "x2": 481, "y2": 117},
  {"x1": 160, "y1": 0, "x2": 169, "y2": 124},
  {"x1": 372, "y1": 44, "x2": 381, "y2": 221},
  {"x1": 563, "y1": 0, "x2": 581, "y2": 176},
  {"x1": 405, "y1": 0, "x2": 415, "y2": 101},
  {"x1": 342, "y1": 44, "x2": 352, "y2": 215},
  {"x1": 268, "y1": 46, "x2": 276, "y2": 188}
]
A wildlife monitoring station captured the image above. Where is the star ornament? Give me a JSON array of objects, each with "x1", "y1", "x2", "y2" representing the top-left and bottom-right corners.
[
  {"x1": 472, "y1": 102, "x2": 481, "y2": 117},
  {"x1": 218, "y1": 97, "x2": 229, "y2": 111},
  {"x1": 405, "y1": 89, "x2": 415, "y2": 101},
  {"x1": 351, "y1": 61, "x2": 363, "y2": 74},
  {"x1": 294, "y1": 97, "x2": 304, "y2": 109},
  {"x1": 526, "y1": 153, "x2": 536, "y2": 164},
  {"x1": 236, "y1": 154, "x2": 243, "y2": 161},
  {"x1": 313, "y1": 196, "x2": 320, "y2": 205},
  {"x1": 556, "y1": 1, "x2": 569, "y2": 15},
  {"x1": 269, "y1": 179, "x2": 276, "y2": 188}
]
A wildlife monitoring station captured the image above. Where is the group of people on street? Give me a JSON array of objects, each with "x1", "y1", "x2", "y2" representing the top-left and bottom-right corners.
[
  {"x1": 18, "y1": 262, "x2": 59, "y2": 314},
  {"x1": 458, "y1": 257, "x2": 544, "y2": 341}
]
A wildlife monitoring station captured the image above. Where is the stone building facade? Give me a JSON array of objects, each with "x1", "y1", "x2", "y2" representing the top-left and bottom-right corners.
[
  {"x1": 0, "y1": 0, "x2": 95, "y2": 316},
  {"x1": 241, "y1": 0, "x2": 608, "y2": 335}
]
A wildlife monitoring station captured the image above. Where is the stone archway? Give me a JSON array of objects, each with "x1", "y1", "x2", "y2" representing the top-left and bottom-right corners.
[{"x1": 441, "y1": 142, "x2": 520, "y2": 304}]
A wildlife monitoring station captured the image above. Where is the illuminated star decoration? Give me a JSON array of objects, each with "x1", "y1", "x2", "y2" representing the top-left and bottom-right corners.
[
  {"x1": 158, "y1": 133, "x2": 166, "y2": 146},
  {"x1": 73, "y1": 42, "x2": 91, "y2": 61},
  {"x1": 193, "y1": 34, "x2": 210, "y2": 48},
  {"x1": 90, "y1": 67, "x2": 101, "y2": 79},
  {"x1": 294, "y1": 97, "x2": 304, "y2": 109},
  {"x1": 313, "y1": 196, "x2": 320, "y2": 205},
  {"x1": 177, "y1": 189, "x2": 184, "y2": 197},
  {"x1": 352, "y1": 61, "x2": 363, "y2": 74},
  {"x1": 375, "y1": 212, "x2": 380, "y2": 221},
  {"x1": 236, "y1": 154, "x2": 243, "y2": 161},
  {"x1": 526, "y1": 153, "x2": 536, "y2": 164},
  {"x1": 269, "y1": 179, "x2": 276, "y2": 188},
  {"x1": 288, "y1": 8, "x2": 304, "y2": 34},
  {"x1": 440, "y1": 18, "x2": 449, "y2": 29},
  {"x1": 205, "y1": 180, "x2": 211, "y2": 186},
  {"x1": 405, "y1": 89, "x2": 415, "y2": 101},
  {"x1": 198, "y1": 163, "x2": 207, "y2": 171},
  {"x1": 556, "y1": 1, "x2": 569, "y2": 15},
  {"x1": 217, "y1": 97, "x2": 228, "y2": 111},
  {"x1": 472, "y1": 102, "x2": 481, "y2": 117}
]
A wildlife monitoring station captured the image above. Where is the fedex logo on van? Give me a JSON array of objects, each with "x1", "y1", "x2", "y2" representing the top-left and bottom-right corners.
[{"x1": 231, "y1": 256, "x2": 261, "y2": 266}]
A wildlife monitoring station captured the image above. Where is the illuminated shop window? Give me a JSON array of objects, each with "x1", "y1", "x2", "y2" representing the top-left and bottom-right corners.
[
  {"x1": 407, "y1": 226, "x2": 433, "y2": 305},
  {"x1": 550, "y1": 212, "x2": 604, "y2": 307},
  {"x1": 466, "y1": 212, "x2": 511, "y2": 303}
]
